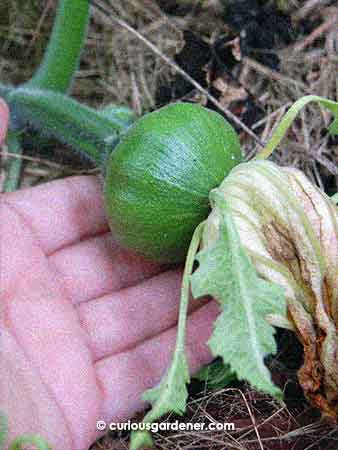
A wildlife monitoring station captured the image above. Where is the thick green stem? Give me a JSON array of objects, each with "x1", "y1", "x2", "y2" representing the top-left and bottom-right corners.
[
  {"x1": 0, "y1": 83, "x2": 13, "y2": 100},
  {"x1": 26, "y1": 0, "x2": 90, "y2": 92},
  {"x1": 2, "y1": 132, "x2": 23, "y2": 192},
  {"x1": 8, "y1": 88, "x2": 125, "y2": 166}
]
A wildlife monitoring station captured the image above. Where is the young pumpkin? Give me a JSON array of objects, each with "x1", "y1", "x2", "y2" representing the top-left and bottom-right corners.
[
  {"x1": 104, "y1": 102, "x2": 243, "y2": 263},
  {"x1": 8, "y1": 88, "x2": 242, "y2": 262}
]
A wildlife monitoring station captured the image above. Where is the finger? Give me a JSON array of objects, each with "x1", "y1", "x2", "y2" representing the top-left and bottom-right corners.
[
  {"x1": 0, "y1": 329, "x2": 73, "y2": 450},
  {"x1": 1, "y1": 203, "x2": 102, "y2": 450},
  {"x1": 78, "y1": 269, "x2": 209, "y2": 361},
  {"x1": 0, "y1": 98, "x2": 9, "y2": 144},
  {"x1": 50, "y1": 232, "x2": 165, "y2": 304},
  {"x1": 4, "y1": 175, "x2": 109, "y2": 254},
  {"x1": 94, "y1": 300, "x2": 219, "y2": 426}
]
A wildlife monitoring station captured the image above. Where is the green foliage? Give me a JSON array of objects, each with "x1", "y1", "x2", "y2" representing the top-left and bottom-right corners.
[
  {"x1": 8, "y1": 434, "x2": 51, "y2": 450},
  {"x1": 331, "y1": 193, "x2": 338, "y2": 204},
  {"x1": 130, "y1": 222, "x2": 205, "y2": 449},
  {"x1": 130, "y1": 357, "x2": 190, "y2": 450},
  {"x1": 0, "y1": 412, "x2": 8, "y2": 450},
  {"x1": 130, "y1": 195, "x2": 287, "y2": 450},
  {"x1": 193, "y1": 359, "x2": 236, "y2": 390},
  {"x1": 191, "y1": 194, "x2": 286, "y2": 398},
  {"x1": 0, "y1": 413, "x2": 50, "y2": 450}
]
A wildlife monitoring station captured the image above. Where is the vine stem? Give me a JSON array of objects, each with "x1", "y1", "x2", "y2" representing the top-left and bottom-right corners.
[
  {"x1": 26, "y1": 0, "x2": 90, "y2": 92},
  {"x1": 3, "y1": 0, "x2": 91, "y2": 191},
  {"x1": 130, "y1": 221, "x2": 205, "y2": 450},
  {"x1": 146, "y1": 220, "x2": 205, "y2": 423},
  {"x1": 8, "y1": 87, "x2": 123, "y2": 167},
  {"x1": 170, "y1": 221, "x2": 205, "y2": 369},
  {"x1": 255, "y1": 95, "x2": 338, "y2": 160}
]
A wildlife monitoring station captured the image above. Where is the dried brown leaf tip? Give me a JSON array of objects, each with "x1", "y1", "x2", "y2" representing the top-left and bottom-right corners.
[{"x1": 204, "y1": 160, "x2": 338, "y2": 417}]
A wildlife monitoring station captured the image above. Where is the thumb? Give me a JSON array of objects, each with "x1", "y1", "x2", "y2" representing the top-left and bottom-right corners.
[{"x1": 0, "y1": 98, "x2": 9, "y2": 145}]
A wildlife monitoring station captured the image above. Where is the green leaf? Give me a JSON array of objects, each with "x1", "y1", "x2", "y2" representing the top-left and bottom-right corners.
[
  {"x1": 8, "y1": 434, "x2": 51, "y2": 450},
  {"x1": 0, "y1": 412, "x2": 8, "y2": 450},
  {"x1": 130, "y1": 222, "x2": 205, "y2": 450},
  {"x1": 142, "y1": 354, "x2": 190, "y2": 417},
  {"x1": 129, "y1": 430, "x2": 153, "y2": 450},
  {"x1": 193, "y1": 359, "x2": 236, "y2": 390},
  {"x1": 331, "y1": 193, "x2": 338, "y2": 205},
  {"x1": 190, "y1": 196, "x2": 286, "y2": 398},
  {"x1": 255, "y1": 95, "x2": 338, "y2": 160},
  {"x1": 130, "y1": 356, "x2": 189, "y2": 450}
]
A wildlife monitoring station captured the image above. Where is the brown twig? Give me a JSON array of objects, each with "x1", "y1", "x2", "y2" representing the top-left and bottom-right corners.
[
  {"x1": 314, "y1": 154, "x2": 338, "y2": 176},
  {"x1": 252, "y1": 103, "x2": 292, "y2": 130},
  {"x1": 234, "y1": 389, "x2": 265, "y2": 450},
  {"x1": 243, "y1": 56, "x2": 308, "y2": 91},
  {"x1": 293, "y1": 13, "x2": 338, "y2": 52},
  {"x1": 91, "y1": 0, "x2": 265, "y2": 148},
  {"x1": 293, "y1": 0, "x2": 333, "y2": 22},
  {"x1": 25, "y1": 0, "x2": 54, "y2": 53},
  {"x1": 0, "y1": 150, "x2": 100, "y2": 174}
]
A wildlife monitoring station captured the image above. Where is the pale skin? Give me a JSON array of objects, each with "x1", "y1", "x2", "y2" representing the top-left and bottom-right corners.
[{"x1": 0, "y1": 99, "x2": 219, "y2": 450}]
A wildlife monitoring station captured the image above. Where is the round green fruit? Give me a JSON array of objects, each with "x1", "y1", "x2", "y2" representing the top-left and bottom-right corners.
[{"x1": 104, "y1": 102, "x2": 242, "y2": 263}]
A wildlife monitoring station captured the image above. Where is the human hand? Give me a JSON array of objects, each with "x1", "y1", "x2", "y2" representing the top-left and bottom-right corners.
[{"x1": 0, "y1": 99, "x2": 219, "y2": 450}]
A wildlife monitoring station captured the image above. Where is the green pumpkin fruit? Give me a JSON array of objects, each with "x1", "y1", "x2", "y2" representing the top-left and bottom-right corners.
[{"x1": 104, "y1": 102, "x2": 242, "y2": 263}]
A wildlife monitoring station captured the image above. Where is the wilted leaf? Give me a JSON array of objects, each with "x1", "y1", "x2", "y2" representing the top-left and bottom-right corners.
[
  {"x1": 203, "y1": 160, "x2": 338, "y2": 417},
  {"x1": 191, "y1": 198, "x2": 286, "y2": 397}
]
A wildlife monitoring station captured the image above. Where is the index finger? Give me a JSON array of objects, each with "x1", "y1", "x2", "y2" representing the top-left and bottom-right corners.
[{"x1": 0, "y1": 98, "x2": 9, "y2": 144}]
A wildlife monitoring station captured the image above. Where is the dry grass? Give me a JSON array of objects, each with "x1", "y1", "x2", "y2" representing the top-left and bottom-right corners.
[
  {"x1": 1, "y1": 0, "x2": 337, "y2": 188},
  {"x1": 94, "y1": 384, "x2": 338, "y2": 450},
  {"x1": 240, "y1": 9, "x2": 338, "y2": 189},
  {"x1": 1, "y1": 0, "x2": 338, "y2": 449}
]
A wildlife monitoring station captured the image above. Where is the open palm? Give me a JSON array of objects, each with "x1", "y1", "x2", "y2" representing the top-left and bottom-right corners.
[{"x1": 0, "y1": 100, "x2": 218, "y2": 450}]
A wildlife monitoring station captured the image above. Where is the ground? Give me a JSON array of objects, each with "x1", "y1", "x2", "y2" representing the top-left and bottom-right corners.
[{"x1": 1, "y1": 1, "x2": 338, "y2": 449}]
